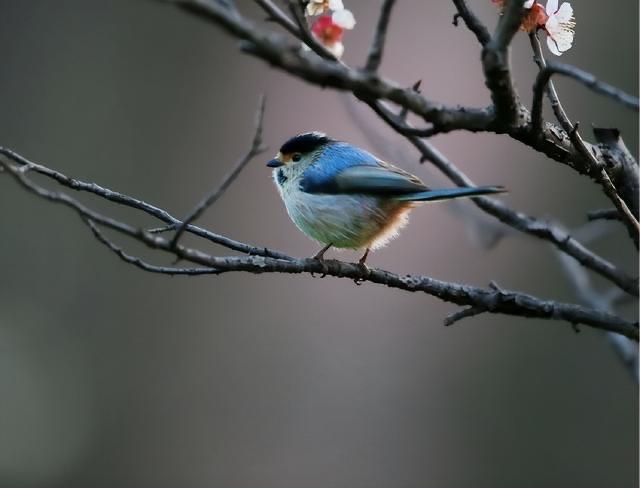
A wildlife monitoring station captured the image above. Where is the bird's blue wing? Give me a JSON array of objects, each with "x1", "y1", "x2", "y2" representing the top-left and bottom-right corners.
[{"x1": 300, "y1": 142, "x2": 427, "y2": 195}]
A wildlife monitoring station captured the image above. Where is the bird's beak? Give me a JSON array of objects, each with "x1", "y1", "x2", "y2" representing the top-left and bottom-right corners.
[{"x1": 267, "y1": 158, "x2": 284, "y2": 168}]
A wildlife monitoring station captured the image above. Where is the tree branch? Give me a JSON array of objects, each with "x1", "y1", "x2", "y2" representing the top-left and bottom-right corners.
[
  {"x1": 369, "y1": 101, "x2": 638, "y2": 297},
  {"x1": 169, "y1": 95, "x2": 266, "y2": 248},
  {"x1": 87, "y1": 219, "x2": 221, "y2": 276},
  {"x1": 587, "y1": 208, "x2": 621, "y2": 222},
  {"x1": 0, "y1": 146, "x2": 293, "y2": 262},
  {"x1": 451, "y1": 0, "x2": 491, "y2": 46},
  {"x1": 364, "y1": 0, "x2": 396, "y2": 72},
  {"x1": 554, "y1": 222, "x2": 639, "y2": 382},
  {"x1": 1, "y1": 154, "x2": 636, "y2": 340},
  {"x1": 481, "y1": 0, "x2": 525, "y2": 126},
  {"x1": 254, "y1": 0, "x2": 300, "y2": 38},
  {"x1": 530, "y1": 33, "x2": 639, "y2": 247}
]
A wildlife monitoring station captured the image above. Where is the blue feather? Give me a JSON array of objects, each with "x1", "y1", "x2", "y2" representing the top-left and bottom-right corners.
[
  {"x1": 300, "y1": 143, "x2": 379, "y2": 193},
  {"x1": 394, "y1": 186, "x2": 506, "y2": 202}
]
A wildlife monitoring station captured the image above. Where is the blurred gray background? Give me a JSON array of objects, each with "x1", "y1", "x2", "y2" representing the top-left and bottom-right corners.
[{"x1": 0, "y1": 1, "x2": 637, "y2": 487}]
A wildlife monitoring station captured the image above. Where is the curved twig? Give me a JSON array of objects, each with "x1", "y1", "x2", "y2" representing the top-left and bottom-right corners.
[
  {"x1": 169, "y1": 95, "x2": 267, "y2": 248},
  {"x1": 1, "y1": 156, "x2": 637, "y2": 340},
  {"x1": 364, "y1": 0, "x2": 397, "y2": 72}
]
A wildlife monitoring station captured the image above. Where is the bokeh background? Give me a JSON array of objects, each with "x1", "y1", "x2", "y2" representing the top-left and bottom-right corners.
[{"x1": 0, "y1": 1, "x2": 638, "y2": 487}]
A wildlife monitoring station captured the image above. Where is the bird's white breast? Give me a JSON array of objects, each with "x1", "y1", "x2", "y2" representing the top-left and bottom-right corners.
[{"x1": 273, "y1": 168, "x2": 410, "y2": 249}]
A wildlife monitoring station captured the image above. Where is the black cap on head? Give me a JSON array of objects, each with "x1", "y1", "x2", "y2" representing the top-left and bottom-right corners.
[{"x1": 279, "y1": 132, "x2": 332, "y2": 155}]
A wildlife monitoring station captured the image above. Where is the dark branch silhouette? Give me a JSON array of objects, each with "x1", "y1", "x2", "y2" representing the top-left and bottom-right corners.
[{"x1": 2, "y1": 0, "x2": 638, "y2": 373}]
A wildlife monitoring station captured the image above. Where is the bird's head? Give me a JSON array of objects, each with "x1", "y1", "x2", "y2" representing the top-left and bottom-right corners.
[{"x1": 267, "y1": 132, "x2": 333, "y2": 178}]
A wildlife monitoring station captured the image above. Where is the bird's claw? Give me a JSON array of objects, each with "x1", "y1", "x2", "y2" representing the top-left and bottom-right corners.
[{"x1": 353, "y1": 260, "x2": 370, "y2": 285}]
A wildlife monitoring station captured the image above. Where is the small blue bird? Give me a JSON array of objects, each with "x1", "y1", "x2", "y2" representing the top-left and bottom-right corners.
[{"x1": 267, "y1": 132, "x2": 505, "y2": 265}]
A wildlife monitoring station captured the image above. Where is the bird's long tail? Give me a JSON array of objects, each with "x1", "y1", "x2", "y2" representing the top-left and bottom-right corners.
[{"x1": 393, "y1": 185, "x2": 506, "y2": 202}]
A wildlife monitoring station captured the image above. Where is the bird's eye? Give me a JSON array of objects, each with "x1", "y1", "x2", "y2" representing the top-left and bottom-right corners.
[{"x1": 291, "y1": 153, "x2": 302, "y2": 162}]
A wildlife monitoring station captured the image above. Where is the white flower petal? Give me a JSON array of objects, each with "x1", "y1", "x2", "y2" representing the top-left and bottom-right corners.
[
  {"x1": 524, "y1": 0, "x2": 535, "y2": 8},
  {"x1": 546, "y1": 0, "x2": 558, "y2": 15},
  {"x1": 327, "y1": 41, "x2": 344, "y2": 58},
  {"x1": 306, "y1": 3, "x2": 324, "y2": 16},
  {"x1": 545, "y1": 15, "x2": 559, "y2": 34},
  {"x1": 546, "y1": 34, "x2": 562, "y2": 55},
  {"x1": 554, "y1": 2, "x2": 573, "y2": 23},
  {"x1": 552, "y1": 29, "x2": 573, "y2": 51},
  {"x1": 328, "y1": 0, "x2": 344, "y2": 10},
  {"x1": 332, "y1": 9, "x2": 356, "y2": 29}
]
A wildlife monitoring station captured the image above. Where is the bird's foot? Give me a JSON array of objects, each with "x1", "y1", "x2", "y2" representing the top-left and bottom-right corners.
[
  {"x1": 353, "y1": 248, "x2": 370, "y2": 285},
  {"x1": 310, "y1": 243, "x2": 332, "y2": 277}
]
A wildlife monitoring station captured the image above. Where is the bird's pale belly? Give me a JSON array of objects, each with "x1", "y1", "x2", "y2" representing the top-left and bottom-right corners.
[{"x1": 284, "y1": 191, "x2": 411, "y2": 249}]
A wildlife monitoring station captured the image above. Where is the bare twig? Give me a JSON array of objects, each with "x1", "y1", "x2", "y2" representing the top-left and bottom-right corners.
[
  {"x1": 367, "y1": 100, "x2": 435, "y2": 137},
  {"x1": 587, "y1": 209, "x2": 621, "y2": 222},
  {"x1": 0, "y1": 146, "x2": 292, "y2": 261},
  {"x1": 451, "y1": 0, "x2": 491, "y2": 46},
  {"x1": 87, "y1": 219, "x2": 220, "y2": 276},
  {"x1": 364, "y1": 0, "x2": 396, "y2": 72},
  {"x1": 532, "y1": 63, "x2": 638, "y2": 133},
  {"x1": 370, "y1": 101, "x2": 639, "y2": 297},
  {"x1": 171, "y1": 0, "x2": 637, "y2": 185},
  {"x1": 1, "y1": 157, "x2": 637, "y2": 340},
  {"x1": 530, "y1": 34, "x2": 640, "y2": 247},
  {"x1": 285, "y1": 0, "x2": 339, "y2": 61},
  {"x1": 554, "y1": 222, "x2": 639, "y2": 382},
  {"x1": 444, "y1": 306, "x2": 485, "y2": 326},
  {"x1": 254, "y1": 0, "x2": 300, "y2": 38},
  {"x1": 531, "y1": 63, "x2": 639, "y2": 137},
  {"x1": 169, "y1": 95, "x2": 267, "y2": 248}
]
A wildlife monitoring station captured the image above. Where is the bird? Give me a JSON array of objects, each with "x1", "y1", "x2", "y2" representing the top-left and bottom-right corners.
[{"x1": 267, "y1": 132, "x2": 506, "y2": 266}]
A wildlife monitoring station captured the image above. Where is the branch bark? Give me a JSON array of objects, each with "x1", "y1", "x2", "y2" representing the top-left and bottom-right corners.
[{"x1": 1, "y1": 152, "x2": 636, "y2": 340}]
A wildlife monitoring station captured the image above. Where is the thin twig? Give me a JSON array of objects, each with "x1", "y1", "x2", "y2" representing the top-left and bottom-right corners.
[
  {"x1": 169, "y1": 95, "x2": 267, "y2": 249},
  {"x1": 1, "y1": 158, "x2": 637, "y2": 340},
  {"x1": 530, "y1": 34, "x2": 640, "y2": 247},
  {"x1": 254, "y1": 0, "x2": 300, "y2": 38},
  {"x1": 0, "y1": 146, "x2": 292, "y2": 261},
  {"x1": 364, "y1": 0, "x2": 396, "y2": 72},
  {"x1": 367, "y1": 100, "x2": 435, "y2": 137},
  {"x1": 451, "y1": 0, "x2": 491, "y2": 46},
  {"x1": 371, "y1": 101, "x2": 639, "y2": 297},
  {"x1": 532, "y1": 63, "x2": 638, "y2": 133},
  {"x1": 173, "y1": 0, "x2": 637, "y2": 184},
  {"x1": 587, "y1": 208, "x2": 621, "y2": 222},
  {"x1": 286, "y1": 0, "x2": 339, "y2": 61},
  {"x1": 444, "y1": 306, "x2": 485, "y2": 326},
  {"x1": 87, "y1": 219, "x2": 220, "y2": 275},
  {"x1": 554, "y1": 222, "x2": 638, "y2": 382}
]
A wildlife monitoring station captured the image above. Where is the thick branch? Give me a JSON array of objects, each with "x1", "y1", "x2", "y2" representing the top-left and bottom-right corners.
[
  {"x1": 254, "y1": 0, "x2": 300, "y2": 38},
  {"x1": 481, "y1": 0, "x2": 524, "y2": 126}
]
